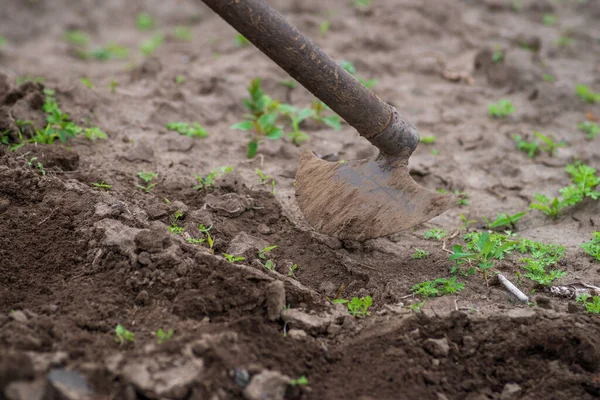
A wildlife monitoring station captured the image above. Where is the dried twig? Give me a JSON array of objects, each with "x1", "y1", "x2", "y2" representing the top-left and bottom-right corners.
[{"x1": 498, "y1": 274, "x2": 529, "y2": 303}]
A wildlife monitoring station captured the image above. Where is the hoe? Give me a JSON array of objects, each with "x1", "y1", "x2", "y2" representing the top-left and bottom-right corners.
[{"x1": 201, "y1": 0, "x2": 457, "y2": 241}]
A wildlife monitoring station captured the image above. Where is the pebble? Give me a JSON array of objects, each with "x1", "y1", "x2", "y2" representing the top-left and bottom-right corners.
[{"x1": 423, "y1": 338, "x2": 450, "y2": 358}]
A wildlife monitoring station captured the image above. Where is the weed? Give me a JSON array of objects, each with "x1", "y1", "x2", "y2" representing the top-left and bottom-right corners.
[
  {"x1": 320, "y1": 19, "x2": 331, "y2": 37},
  {"x1": 459, "y1": 213, "x2": 477, "y2": 232},
  {"x1": 340, "y1": 60, "x2": 377, "y2": 88},
  {"x1": 256, "y1": 169, "x2": 276, "y2": 194},
  {"x1": 198, "y1": 224, "x2": 214, "y2": 252},
  {"x1": 166, "y1": 122, "x2": 208, "y2": 138},
  {"x1": 278, "y1": 105, "x2": 313, "y2": 145},
  {"x1": 27, "y1": 157, "x2": 45, "y2": 176},
  {"x1": 514, "y1": 237, "x2": 566, "y2": 285},
  {"x1": 409, "y1": 301, "x2": 425, "y2": 313},
  {"x1": 109, "y1": 79, "x2": 118, "y2": 93},
  {"x1": 63, "y1": 30, "x2": 89, "y2": 46},
  {"x1": 136, "y1": 12, "x2": 156, "y2": 31},
  {"x1": 80, "y1": 77, "x2": 94, "y2": 89},
  {"x1": 578, "y1": 121, "x2": 599, "y2": 139},
  {"x1": 514, "y1": 131, "x2": 568, "y2": 158},
  {"x1": 491, "y1": 47, "x2": 504, "y2": 63},
  {"x1": 411, "y1": 276, "x2": 465, "y2": 297},
  {"x1": 351, "y1": 0, "x2": 371, "y2": 9},
  {"x1": 0, "y1": 37, "x2": 5, "y2": 47},
  {"x1": 334, "y1": 296, "x2": 372, "y2": 318},
  {"x1": 291, "y1": 376, "x2": 309, "y2": 387},
  {"x1": 581, "y1": 232, "x2": 600, "y2": 261},
  {"x1": 156, "y1": 328, "x2": 174, "y2": 344},
  {"x1": 136, "y1": 171, "x2": 158, "y2": 193},
  {"x1": 223, "y1": 253, "x2": 245, "y2": 263},
  {"x1": 310, "y1": 100, "x2": 342, "y2": 130},
  {"x1": 486, "y1": 211, "x2": 526, "y2": 230},
  {"x1": 576, "y1": 294, "x2": 600, "y2": 314},
  {"x1": 279, "y1": 79, "x2": 297, "y2": 89},
  {"x1": 83, "y1": 127, "x2": 107, "y2": 140},
  {"x1": 91, "y1": 181, "x2": 112, "y2": 191},
  {"x1": 488, "y1": 99, "x2": 515, "y2": 118},
  {"x1": 412, "y1": 249, "x2": 429, "y2": 259},
  {"x1": 235, "y1": 33, "x2": 250, "y2": 47},
  {"x1": 259, "y1": 245, "x2": 278, "y2": 260},
  {"x1": 288, "y1": 263, "x2": 298, "y2": 277},
  {"x1": 175, "y1": 75, "x2": 185, "y2": 84},
  {"x1": 194, "y1": 166, "x2": 233, "y2": 190},
  {"x1": 185, "y1": 237, "x2": 205, "y2": 245},
  {"x1": 543, "y1": 73, "x2": 555, "y2": 82},
  {"x1": 115, "y1": 324, "x2": 135, "y2": 344},
  {"x1": 264, "y1": 260, "x2": 276, "y2": 271},
  {"x1": 423, "y1": 228, "x2": 447, "y2": 240},
  {"x1": 83, "y1": 43, "x2": 129, "y2": 61},
  {"x1": 542, "y1": 14, "x2": 558, "y2": 26},
  {"x1": 431, "y1": 149, "x2": 440, "y2": 155},
  {"x1": 555, "y1": 34, "x2": 574, "y2": 47},
  {"x1": 173, "y1": 26, "x2": 192, "y2": 41},
  {"x1": 450, "y1": 231, "x2": 516, "y2": 281},
  {"x1": 140, "y1": 33, "x2": 164, "y2": 56},
  {"x1": 513, "y1": 135, "x2": 538, "y2": 158},
  {"x1": 420, "y1": 135, "x2": 436, "y2": 144},
  {"x1": 168, "y1": 225, "x2": 185, "y2": 235},
  {"x1": 576, "y1": 84, "x2": 600, "y2": 104}
]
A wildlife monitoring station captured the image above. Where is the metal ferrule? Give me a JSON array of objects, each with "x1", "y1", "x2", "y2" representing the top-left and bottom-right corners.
[{"x1": 367, "y1": 107, "x2": 420, "y2": 160}]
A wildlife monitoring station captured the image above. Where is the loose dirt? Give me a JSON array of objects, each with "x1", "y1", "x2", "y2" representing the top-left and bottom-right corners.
[{"x1": 1, "y1": 0, "x2": 600, "y2": 399}]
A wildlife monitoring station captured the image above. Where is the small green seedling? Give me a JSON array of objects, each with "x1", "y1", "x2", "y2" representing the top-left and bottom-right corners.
[
  {"x1": 136, "y1": 171, "x2": 158, "y2": 193},
  {"x1": 437, "y1": 189, "x2": 470, "y2": 206},
  {"x1": 166, "y1": 122, "x2": 208, "y2": 138},
  {"x1": 420, "y1": 135, "x2": 436, "y2": 144},
  {"x1": 543, "y1": 73, "x2": 555, "y2": 82},
  {"x1": 109, "y1": 79, "x2": 119, "y2": 93},
  {"x1": 581, "y1": 232, "x2": 600, "y2": 261},
  {"x1": 223, "y1": 253, "x2": 245, "y2": 263},
  {"x1": 409, "y1": 301, "x2": 425, "y2": 313},
  {"x1": 16, "y1": 76, "x2": 45, "y2": 85},
  {"x1": 173, "y1": 26, "x2": 192, "y2": 41},
  {"x1": 578, "y1": 121, "x2": 599, "y2": 139},
  {"x1": 513, "y1": 135, "x2": 539, "y2": 158},
  {"x1": 0, "y1": 37, "x2": 6, "y2": 47},
  {"x1": 82, "y1": 43, "x2": 129, "y2": 61},
  {"x1": 140, "y1": 33, "x2": 164, "y2": 56},
  {"x1": 486, "y1": 211, "x2": 526, "y2": 230},
  {"x1": 488, "y1": 99, "x2": 515, "y2": 118},
  {"x1": 80, "y1": 77, "x2": 94, "y2": 89},
  {"x1": 27, "y1": 157, "x2": 46, "y2": 176},
  {"x1": 320, "y1": 19, "x2": 331, "y2": 37},
  {"x1": 290, "y1": 376, "x2": 309, "y2": 387},
  {"x1": 340, "y1": 60, "x2": 377, "y2": 88},
  {"x1": 168, "y1": 224, "x2": 185, "y2": 235},
  {"x1": 459, "y1": 213, "x2": 477, "y2": 232},
  {"x1": 333, "y1": 296, "x2": 373, "y2": 318},
  {"x1": 136, "y1": 12, "x2": 156, "y2": 31},
  {"x1": 555, "y1": 34, "x2": 574, "y2": 47},
  {"x1": 63, "y1": 30, "x2": 89, "y2": 46},
  {"x1": 115, "y1": 324, "x2": 135, "y2": 344},
  {"x1": 491, "y1": 47, "x2": 504, "y2": 64},
  {"x1": 264, "y1": 260, "x2": 276, "y2": 271},
  {"x1": 514, "y1": 132, "x2": 565, "y2": 158},
  {"x1": 235, "y1": 33, "x2": 250, "y2": 47},
  {"x1": 198, "y1": 224, "x2": 214, "y2": 252},
  {"x1": 411, "y1": 276, "x2": 464, "y2": 297},
  {"x1": 423, "y1": 228, "x2": 447, "y2": 240},
  {"x1": 310, "y1": 100, "x2": 342, "y2": 130},
  {"x1": 542, "y1": 14, "x2": 558, "y2": 26},
  {"x1": 576, "y1": 294, "x2": 600, "y2": 314},
  {"x1": 256, "y1": 169, "x2": 276, "y2": 194},
  {"x1": 351, "y1": 0, "x2": 371, "y2": 9},
  {"x1": 279, "y1": 79, "x2": 297, "y2": 89},
  {"x1": 194, "y1": 166, "x2": 233, "y2": 190},
  {"x1": 175, "y1": 75, "x2": 185, "y2": 84},
  {"x1": 156, "y1": 328, "x2": 174, "y2": 344},
  {"x1": 259, "y1": 245, "x2": 278, "y2": 260},
  {"x1": 576, "y1": 84, "x2": 600, "y2": 104},
  {"x1": 91, "y1": 181, "x2": 112, "y2": 191},
  {"x1": 288, "y1": 263, "x2": 298, "y2": 277},
  {"x1": 412, "y1": 248, "x2": 429, "y2": 259}
]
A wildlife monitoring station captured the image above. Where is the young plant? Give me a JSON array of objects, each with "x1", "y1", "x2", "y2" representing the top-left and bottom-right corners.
[
  {"x1": 173, "y1": 26, "x2": 192, "y2": 41},
  {"x1": 459, "y1": 213, "x2": 477, "y2": 232},
  {"x1": 175, "y1": 75, "x2": 185, "y2": 84},
  {"x1": 486, "y1": 211, "x2": 526, "y2": 230},
  {"x1": 27, "y1": 157, "x2": 46, "y2": 176},
  {"x1": 235, "y1": 33, "x2": 250, "y2": 47},
  {"x1": 491, "y1": 47, "x2": 504, "y2": 64},
  {"x1": 520, "y1": 256, "x2": 566, "y2": 285},
  {"x1": 423, "y1": 228, "x2": 447, "y2": 240},
  {"x1": 109, "y1": 79, "x2": 119, "y2": 93},
  {"x1": 542, "y1": 14, "x2": 558, "y2": 26},
  {"x1": 340, "y1": 60, "x2": 377, "y2": 88},
  {"x1": 333, "y1": 296, "x2": 373, "y2": 318},
  {"x1": 450, "y1": 231, "x2": 515, "y2": 281},
  {"x1": 259, "y1": 245, "x2": 278, "y2": 271},
  {"x1": 115, "y1": 324, "x2": 135, "y2": 344},
  {"x1": 351, "y1": 0, "x2": 371, "y2": 9},
  {"x1": 80, "y1": 77, "x2": 94, "y2": 89},
  {"x1": 576, "y1": 294, "x2": 600, "y2": 314},
  {"x1": 578, "y1": 121, "x2": 599, "y2": 139},
  {"x1": 0, "y1": 37, "x2": 6, "y2": 47},
  {"x1": 320, "y1": 19, "x2": 331, "y2": 37},
  {"x1": 136, "y1": 12, "x2": 156, "y2": 31},
  {"x1": 290, "y1": 376, "x2": 309, "y2": 387},
  {"x1": 412, "y1": 248, "x2": 429, "y2": 259},
  {"x1": 543, "y1": 73, "x2": 555, "y2": 82},
  {"x1": 556, "y1": 35, "x2": 574, "y2": 47},
  {"x1": 136, "y1": 171, "x2": 158, "y2": 193},
  {"x1": 581, "y1": 232, "x2": 600, "y2": 261},
  {"x1": 194, "y1": 166, "x2": 233, "y2": 190},
  {"x1": 63, "y1": 30, "x2": 89, "y2": 46},
  {"x1": 310, "y1": 100, "x2": 342, "y2": 130},
  {"x1": 409, "y1": 301, "x2": 425, "y2": 313},
  {"x1": 223, "y1": 253, "x2": 245, "y2": 263},
  {"x1": 166, "y1": 122, "x2": 208, "y2": 138},
  {"x1": 420, "y1": 135, "x2": 436, "y2": 144},
  {"x1": 411, "y1": 276, "x2": 464, "y2": 297},
  {"x1": 288, "y1": 263, "x2": 298, "y2": 277},
  {"x1": 156, "y1": 328, "x2": 174, "y2": 344},
  {"x1": 198, "y1": 224, "x2": 214, "y2": 252},
  {"x1": 140, "y1": 33, "x2": 164, "y2": 56},
  {"x1": 488, "y1": 99, "x2": 515, "y2": 118},
  {"x1": 91, "y1": 181, "x2": 112, "y2": 191},
  {"x1": 256, "y1": 169, "x2": 276, "y2": 194},
  {"x1": 168, "y1": 224, "x2": 185, "y2": 235},
  {"x1": 576, "y1": 84, "x2": 600, "y2": 104},
  {"x1": 437, "y1": 189, "x2": 470, "y2": 206},
  {"x1": 82, "y1": 43, "x2": 129, "y2": 61},
  {"x1": 513, "y1": 135, "x2": 538, "y2": 158}
]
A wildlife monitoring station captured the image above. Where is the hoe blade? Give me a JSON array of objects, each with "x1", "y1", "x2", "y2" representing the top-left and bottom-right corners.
[{"x1": 295, "y1": 150, "x2": 457, "y2": 241}]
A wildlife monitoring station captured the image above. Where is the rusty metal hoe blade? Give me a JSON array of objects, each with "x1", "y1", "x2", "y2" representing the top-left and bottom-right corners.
[{"x1": 201, "y1": 0, "x2": 457, "y2": 240}]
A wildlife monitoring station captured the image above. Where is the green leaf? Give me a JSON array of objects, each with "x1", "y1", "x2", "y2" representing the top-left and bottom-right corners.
[
  {"x1": 322, "y1": 115, "x2": 342, "y2": 130},
  {"x1": 297, "y1": 108, "x2": 314, "y2": 122},
  {"x1": 247, "y1": 141, "x2": 258, "y2": 158},
  {"x1": 231, "y1": 120, "x2": 254, "y2": 131},
  {"x1": 266, "y1": 127, "x2": 283, "y2": 140},
  {"x1": 257, "y1": 112, "x2": 277, "y2": 129}
]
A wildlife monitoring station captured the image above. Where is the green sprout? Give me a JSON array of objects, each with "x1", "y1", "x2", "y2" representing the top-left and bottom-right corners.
[
  {"x1": 136, "y1": 12, "x2": 156, "y2": 31},
  {"x1": 488, "y1": 99, "x2": 515, "y2": 118},
  {"x1": 576, "y1": 84, "x2": 600, "y2": 104},
  {"x1": 412, "y1": 249, "x2": 429, "y2": 259},
  {"x1": 351, "y1": 0, "x2": 371, "y2": 9},
  {"x1": 578, "y1": 121, "x2": 599, "y2": 139},
  {"x1": 175, "y1": 75, "x2": 185, "y2": 84},
  {"x1": 80, "y1": 77, "x2": 94, "y2": 89},
  {"x1": 0, "y1": 37, "x2": 6, "y2": 47},
  {"x1": 437, "y1": 189, "x2": 470, "y2": 206},
  {"x1": 259, "y1": 245, "x2": 278, "y2": 260},
  {"x1": 411, "y1": 276, "x2": 464, "y2": 297},
  {"x1": 556, "y1": 34, "x2": 574, "y2": 47},
  {"x1": 310, "y1": 100, "x2": 342, "y2": 130},
  {"x1": 420, "y1": 135, "x2": 436, "y2": 144},
  {"x1": 136, "y1": 171, "x2": 158, "y2": 193},
  {"x1": 491, "y1": 47, "x2": 504, "y2": 64},
  {"x1": 81, "y1": 43, "x2": 129, "y2": 61},
  {"x1": 198, "y1": 224, "x2": 214, "y2": 252},
  {"x1": 256, "y1": 169, "x2": 276, "y2": 194},
  {"x1": 109, "y1": 79, "x2": 119, "y2": 93},
  {"x1": 91, "y1": 181, "x2": 112, "y2": 191},
  {"x1": 340, "y1": 60, "x2": 377, "y2": 88},
  {"x1": 486, "y1": 211, "x2": 526, "y2": 230},
  {"x1": 542, "y1": 14, "x2": 558, "y2": 26},
  {"x1": 576, "y1": 294, "x2": 600, "y2": 314},
  {"x1": 140, "y1": 33, "x2": 164, "y2": 56},
  {"x1": 173, "y1": 26, "x2": 192, "y2": 41},
  {"x1": 194, "y1": 166, "x2": 233, "y2": 190},
  {"x1": 27, "y1": 157, "x2": 45, "y2": 176},
  {"x1": 543, "y1": 73, "x2": 555, "y2": 82},
  {"x1": 156, "y1": 328, "x2": 174, "y2": 344},
  {"x1": 290, "y1": 376, "x2": 309, "y2": 387},
  {"x1": 166, "y1": 122, "x2": 208, "y2": 138},
  {"x1": 63, "y1": 30, "x2": 89, "y2": 46},
  {"x1": 423, "y1": 228, "x2": 447, "y2": 240},
  {"x1": 223, "y1": 253, "x2": 245, "y2": 263},
  {"x1": 513, "y1": 132, "x2": 565, "y2": 158},
  {"x1": 115, "y1": 324, "x2": 135, "y2": 344},
  {"x1": 235, "y1": 33, "x2": 250, "y2": 47},
  {"x1": 409, "y1": 301, "x2": 425, "y2": 313},
  {"x1": 581, "y1": 232, "x2": 600, "y2": 261},
  {"x1": 333, "y1": 296, "x2": 372, "y2": 318},
  {"x1": 320, "y1": 19, "x2": 331, "y2": 37},
  {"x1": 288, "y1": 263, "x2": 298, "y2": 277}
]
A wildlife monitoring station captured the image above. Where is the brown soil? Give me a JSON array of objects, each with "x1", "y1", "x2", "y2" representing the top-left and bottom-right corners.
[{"x1": 1, "y1": 1, "x2": 600, "y2": 399}]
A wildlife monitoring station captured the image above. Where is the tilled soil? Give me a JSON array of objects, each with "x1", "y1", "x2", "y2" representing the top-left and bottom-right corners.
[{"x1": 1, "y1": 0, "x2": 600, "y2": 399}]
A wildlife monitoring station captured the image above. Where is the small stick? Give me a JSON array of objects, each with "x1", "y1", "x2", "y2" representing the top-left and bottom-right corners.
[
  {"x1": 38, "y1": 207, "x2": 58, "y2": 226},
  {"x1": 498, "y1": 274, "x2": 529, "y2": 303}
]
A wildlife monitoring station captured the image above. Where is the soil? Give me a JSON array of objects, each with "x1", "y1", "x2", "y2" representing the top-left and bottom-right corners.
[{"x1": 1, "y1": 0, "x2": 600, "y2": 399}]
